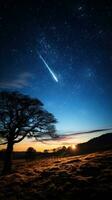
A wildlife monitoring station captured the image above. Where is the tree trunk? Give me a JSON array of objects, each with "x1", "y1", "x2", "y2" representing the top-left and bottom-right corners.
[{"x1": 2, "y1": 140, "x2": 14, "y2": 175}]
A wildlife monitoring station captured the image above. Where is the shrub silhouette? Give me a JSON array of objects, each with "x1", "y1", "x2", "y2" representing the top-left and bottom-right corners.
[{"x1": 26, "y1": 147, "x2": 37, "y2": 161}]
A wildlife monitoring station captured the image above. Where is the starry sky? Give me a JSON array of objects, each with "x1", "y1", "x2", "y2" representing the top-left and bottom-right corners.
[{"x1": 0, "y1": 0, "x2": 112, "y2": 139}]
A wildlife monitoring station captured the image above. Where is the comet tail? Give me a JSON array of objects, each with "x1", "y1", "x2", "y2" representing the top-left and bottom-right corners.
[{"x1": 39, "y1": 53, "x2": 58, "y2": 82}]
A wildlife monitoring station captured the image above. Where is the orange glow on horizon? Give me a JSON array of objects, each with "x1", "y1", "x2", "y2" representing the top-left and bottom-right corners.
[
  {"x1": 0, "y1": 131, "x2": 108, "y2": 152},
  {"x1": 71, "y1": 144, "x2": 76, "y2": 150}
]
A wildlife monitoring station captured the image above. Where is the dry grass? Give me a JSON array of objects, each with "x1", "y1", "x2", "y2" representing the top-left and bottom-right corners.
[{"x1": 0, "y1": 150, "x2": 112, "y2": 200}]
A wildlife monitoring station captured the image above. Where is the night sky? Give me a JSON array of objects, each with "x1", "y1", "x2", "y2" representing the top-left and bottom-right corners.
[{"x1": 0, "y1": 0, "x2": 112, "y2": 135}]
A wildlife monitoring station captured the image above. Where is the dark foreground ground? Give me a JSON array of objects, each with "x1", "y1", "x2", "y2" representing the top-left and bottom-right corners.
[{"x1": 0, "y1": 150, "x2": 112, "y2": 200}]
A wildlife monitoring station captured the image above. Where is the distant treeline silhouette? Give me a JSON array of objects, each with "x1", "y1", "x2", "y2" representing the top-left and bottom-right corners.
[{"x1": 1, "y1": 132, "x2": 112, "y2": 161}]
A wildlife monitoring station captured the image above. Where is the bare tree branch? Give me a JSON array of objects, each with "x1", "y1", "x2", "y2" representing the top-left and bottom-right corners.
[{"x1": 0, "y1": 142, "x2": 7, "y2": 145}]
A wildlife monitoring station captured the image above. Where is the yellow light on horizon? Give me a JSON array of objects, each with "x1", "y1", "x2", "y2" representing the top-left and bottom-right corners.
[{"x1": 71, "y1": 144, "x2": 76, "y2": 150}]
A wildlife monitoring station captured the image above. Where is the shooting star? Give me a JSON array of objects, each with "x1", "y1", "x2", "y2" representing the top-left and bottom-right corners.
[{"x1": 38, "y1": 52, "x2": 58, "y2": 82}]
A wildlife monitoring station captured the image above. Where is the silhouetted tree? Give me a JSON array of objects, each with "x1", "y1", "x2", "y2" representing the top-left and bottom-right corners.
[
  {"x1": 44, "y1": 149, "x2": 49, "y2": 153},
  {"x1": 25, "y1": 147, "x2": 37, "y2": 161},
  {"x1": 59, "y1": 146, "x2": 67, "y2": 156},
  {"x1": 67, "y1": 146, "x2": 73, "y2": 154},
  {"x1": 0, "y1": 91, "x2": 57, "y2": 174},
  {"x1": 53, "y1": 148, "x2": 56, "y2": 153}
]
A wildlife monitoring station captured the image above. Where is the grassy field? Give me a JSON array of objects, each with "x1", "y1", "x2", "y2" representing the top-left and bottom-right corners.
[{"x1": 0, "y1": 150, "x2": 112, "y2": 200}]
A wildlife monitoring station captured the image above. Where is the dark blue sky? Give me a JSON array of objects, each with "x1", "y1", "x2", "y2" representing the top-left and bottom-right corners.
[{"x1": 0, "y1": 0, "x2": 112, "y2": 133}]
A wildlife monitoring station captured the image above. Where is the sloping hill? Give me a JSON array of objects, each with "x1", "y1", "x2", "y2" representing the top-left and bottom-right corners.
[{"x1": 76, "y1": 133, "x2": 112, "y2": 154}]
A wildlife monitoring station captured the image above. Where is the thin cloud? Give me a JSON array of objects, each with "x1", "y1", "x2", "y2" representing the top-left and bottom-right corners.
[
  {"x1": 0, "y1": 72, "x2": 33, "y2": 89},
  {"x1": 39, "y1": 128, "x2": 112, "y2": 143}
]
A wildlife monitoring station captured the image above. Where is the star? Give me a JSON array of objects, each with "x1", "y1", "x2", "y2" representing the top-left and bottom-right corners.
[
  {"x1": 78, "y1": 6, "x2": 83, "y2": 11},
  {"x1": 81, "y1": 68, "x2": 96, "y2": 81}
]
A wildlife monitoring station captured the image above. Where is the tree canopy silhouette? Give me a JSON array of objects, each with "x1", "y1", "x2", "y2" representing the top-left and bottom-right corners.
[
  {"x1": 0, "y1": 91, "x2": 57, "y2": 174},
  {"x1": 25, "y1": 147, "x2": 37, "y2": 161}
]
